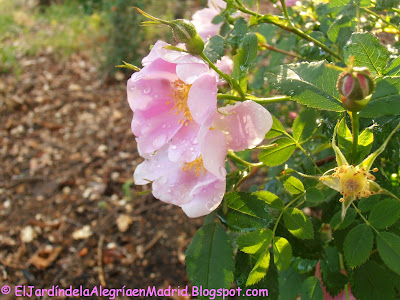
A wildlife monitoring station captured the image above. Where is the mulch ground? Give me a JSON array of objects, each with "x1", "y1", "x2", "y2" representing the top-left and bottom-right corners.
[{"x1": 0, "y1": 50, "x2": 203, "y2": 299}]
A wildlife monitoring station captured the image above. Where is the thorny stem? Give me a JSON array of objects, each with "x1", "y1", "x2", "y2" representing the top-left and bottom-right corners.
[
  {"x1": 259, "y1": 42, "x2": 304, "y2": 59},
  {"x1": 234, "y1": 4, "x2": 342, "y2": 60},
  {"x1": 349, "y1": 111, "x2": 359, "y2": 164},
  {"x1": 200, "y1": 53, "x2": 246, "y2": 99},
  {"x1": 217, "y1": 94, "x2": 291, "y2": 104}
]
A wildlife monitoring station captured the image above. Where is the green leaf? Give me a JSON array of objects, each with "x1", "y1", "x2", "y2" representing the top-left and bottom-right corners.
[
  {"x1": 385, "y1": 56, "x2": 400, "y2": 76},
  {"x1": 284, "y1": 176, "x2": 305, "y2": 194},
  {"x1": 360, "y1": 77, "x2": 400, "y2": 118},
  {"x1": 185, "y1": 222, "x2": 234, "y2": 294},
  {"x1": 293, "y1": 109, "x2": 318, "y2": 143},
  {"x1": 343, "y1": 223, "x2": 373, "y2": 268},
  {"x1": 320, "y1": 247, "x2": 348, "y2": 297},
  {"x1": 369, "y1": 198, "x2": 400, "y2": 229},
  {"x1": 305, "y1": 188, "x2": 325, "y2": 207},
  {"x1": 235, "y1": 251, "x2": 279, "y2": 300},
  {"x1": 330, "y1": 208, "x2": 357, "y2": 230},
  {"x1": 259, "y1": 137, "x2": 296, "y2": 166},
  {"x1": 219, "y1": 192, "x2": 272, "y2": 232},
  {"x1": 343, "y1": 33, "x2": 389, "y2": 76},
  {"x1": 350, "y1": 260, "x2": 396, "y2": 300},
  {"x1": 236, "y1": 229, "x2": 273, "y2": 254},
  {"x1": 377, "y1": 232, "x2": 400, "y2": 275},
  {"x1": 252, "y1": 191, "x2": 284, "y2": 210},
  {"x1": 330, "y1": 0, "x2": 351, "y2": 7},
  {"x1": 283, "y1": 208, "x2": 314, "y2": 239},
  {"x1": 279, "y1": 266, "x2": 307, "y2": 300},
  {"x1": 327, "y1": 14, "x2": 355, "y2": 47},
  {"x1": 240, "y1": 32, "x2": 258, "y2": 69},
  {"x1": 358, "y1": 194, "x2": 380, "y2": 212},
  {"x1": 246, "y1": 251, "x2": 271, "y2": 286},
  {"x1": 204, "y1": 35, "x2": 226, "y2": 63},
  {"x1": 300, "y1": 277, "x2": 324, "y2": 300},
  {"x1": 273, "y1": 236, "x2": 292, "y2": 271},
  {"x1": 265, "y1": 115, "x2": 286, "y2": 139},
  {"x1": 267, "y1": 61, "x2": 344, "y2": 111}
]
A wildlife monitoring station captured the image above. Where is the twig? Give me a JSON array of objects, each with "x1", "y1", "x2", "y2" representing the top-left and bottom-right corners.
[{"x1": 97, "y1": 235, "x2": 107, "y2": 287}]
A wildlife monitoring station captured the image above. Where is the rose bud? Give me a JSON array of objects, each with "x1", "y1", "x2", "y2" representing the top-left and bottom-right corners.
[
  {"x1": 169, "y1": 19, "x2": 204, "y2": 55},
  {"x1": 336, "y1": 67, "x2": 375, "y2": 112}
]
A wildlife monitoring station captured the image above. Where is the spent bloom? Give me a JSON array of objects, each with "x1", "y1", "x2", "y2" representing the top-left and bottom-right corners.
[{"x1": 318, "y1": 119, "x2": 400, "y2": 219}]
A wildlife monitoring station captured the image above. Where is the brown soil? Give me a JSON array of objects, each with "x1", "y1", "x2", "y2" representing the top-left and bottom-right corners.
[{"x1": 0, "y1": 51, "x2": 203, "y2": 299}]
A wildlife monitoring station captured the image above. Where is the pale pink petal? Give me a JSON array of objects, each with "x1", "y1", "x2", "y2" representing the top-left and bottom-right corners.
[
  {"x1": 201, "y1": 129, "x2": 227, "y2": 179},
  {"x1": 182, "y1": 175, "x2": 226, "y2": 218},
  {"x1": 208, "y1": 0, "x2": 226, "y2": 11},
  {"x1": 215, "y1": 56, "x2": 233, "y2": 85},
  {"x1": 191, "y1": 8, "x2": 221, "y2": 41},
  {"x1": 157, "y1": 46, "x2": 204, "y2": 65},
  {"x1": 168, "y1": 121, "x2": 201, "y2": 163},
  {"x1": 188, "y1": 73, "x2": 218, "y2": 124},
  {"x1": 176, "y1": 63, "x2": 210, "y2": 84},
  {"x1": 142, "y1": 40, "x2": 169, "y2": 66},
  {"x1": 132, "y1": 102, "x2": 183, "y2": 154},
  {"x1": 127, "y1": 64, "x2": 177, "y2": 111},
  {"x1": 134, "y1": 146, "x2": 176, "y2": 185},
  {"x1": 213, "y1": 101, "x2": 273, "y2": 151}
]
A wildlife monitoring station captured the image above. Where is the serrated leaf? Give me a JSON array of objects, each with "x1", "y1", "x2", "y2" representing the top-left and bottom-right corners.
[
  {"x1": 259, "y1": 137, "x2": 296, "y2": 166},
  {"x1": 265, "y1": 115, "x2": 286, "y2": 139},
  {"x1": 252, "y1": 190, "x2": 284, "y2": 210},
  {"x1": 300, "y1": 276, "x2": 324, "y2": 300},
  {"x1": 330, "y1": 208, "x2": 357, "y2": 230},
  {"x1": 293, "y1": 109, "x2": 318, "y2": 142},
  {"x1": 204, "y1": 35, "x2": 226, "y2": 63},
  {"x1": 360, "y1": 77, "x2": 400, "y2": 118},
  {"x1": 350, "y1": 260, "x2": 396, "y2": 300},
  {"x1": 320, "y1": 246, "x2": 348, "y2": 297},
  {"x1": 343, "y1": 224, "x2": 373, "y2": 268},
  {"x1": 369, "y1": 198, "x2": 400, "y2": 229},
  {"x1": 240, "y1": 32, "x2": 258, "y2": 68},
  {"x1": 185, "y1": 222, "x2": 234, "y2": 295},
  {"x1": 219, "y1": 192, "x2": 272, "y2": 232},
  {"x1": 283, "y1": 207, "x2": 314, "y2": 239},
  {"x1": 273, "y1": 236, "x2": 292, "y2": 271},
  {"x1": 358, "y1": 194, "x2": 380, "y2": 212},
  {"x1": 236, "y1": 229, "x2": 273, "y2": 254},
  {"x1": 284, "y1": 176, "x2": 305, "y2": 194},
  {"x1": 267, "y1": 61, "x2": 344, "y2": 111},
  {"x1": 279, "y1": 266, "x2": 307, "y2": 300},
  {"x1": 377, "y1": 232, "x2": 400, "y2": 275},
  {"x1": 343, "y1": 33, "x2": 389, "y2": 76},
  {"x1": 305, "y1": 188, "x2": 325, "y2": 207},
  {"x1": 327, "y1": 14, "x2": 355, "y2": 47},
  {"x1": 246, "y1": 251, "x2": 271, "y2": 286},
  {"x1": 385, "y1": 56, "x2": 400, "y2": 76}
]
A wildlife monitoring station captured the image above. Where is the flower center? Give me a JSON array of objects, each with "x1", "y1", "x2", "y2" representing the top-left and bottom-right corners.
[
  {"x1": 168, "y1": 79, "x2": 193, "y2": 124},
  {"x1": 332, "y1": 164, "x2": 377, "y2": 201},
  {"x1": 182, "y1": 156, "x2": 205, "y2": 177}
]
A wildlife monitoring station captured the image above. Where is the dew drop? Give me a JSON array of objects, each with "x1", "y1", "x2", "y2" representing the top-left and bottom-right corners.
[
  {"x1": 170, "y1": 145, "x2": 177, "y2": 150},
  {"x1": 143, "y1": 86, "x2": 151, "y2": 94},
  {"x1": 161, "y1": 124, "x2": 167, "y2": 129}
]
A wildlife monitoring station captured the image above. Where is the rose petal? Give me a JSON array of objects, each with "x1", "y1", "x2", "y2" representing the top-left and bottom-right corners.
[
  {"x1": 176, "y1": 63, "x2": 210, "y2": 84},
  {"x1": 188, "y1": 73, "x2": 218, "y2": 124},
  {"x1": 201, "y1": 129, "x2": 227, "y2": 179},
  {"x1": 142, "y1": 40, "x2": 169, "y2": 66},
  {"x1": 168, "y1": 121, "x2": 201, "y2": 163},
  {"x1": 191, "y1": 8, "x2": 221, "y2": 41},
  {"x1": 213, "y1": 101, "x2": 273, "y2": 151}
]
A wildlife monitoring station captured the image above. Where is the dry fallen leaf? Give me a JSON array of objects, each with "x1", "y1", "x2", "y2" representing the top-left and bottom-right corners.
[{"x1": 29, "y1": 246, "x2": 63, "y2": 270}]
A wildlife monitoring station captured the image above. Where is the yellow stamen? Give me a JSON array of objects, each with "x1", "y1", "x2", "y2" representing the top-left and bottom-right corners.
[
  {"x1": 168, "y1": 79, "x2": 193, "y2": 124},
  {"x1": 182, "y1": 156, "x2": 205, "y2": 177}
]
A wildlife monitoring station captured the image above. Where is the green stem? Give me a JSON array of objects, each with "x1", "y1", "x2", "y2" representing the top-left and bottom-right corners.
[
  {"x1": 280, "y1": 0, "x2": 292, "y2": 25},
  {"x1": 350, "y1": 111, "x2": 359, "y2": 164},
  {"x1": 227, "y1": 150, "x2": 262, "y2": 167},
  {"x1": 217, "y1": 94, "x2": 292, "y2": 104},
  {"x1": 200, "y1": 53, "x2": 246, "y2": 99},
  {"x1": 352, "y1": 202, "x2": 379, "y2": 233},
  {"x1": 362, "y1": 7, "x2": 400, "y2": 31},
  {"x1": 259, "y1": 42, "x2": 304, "y2": 59}
]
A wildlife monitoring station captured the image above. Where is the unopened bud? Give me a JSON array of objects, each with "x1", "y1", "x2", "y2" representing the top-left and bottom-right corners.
[
  {"x1": 337, "y1": 67, "x2": 374, "y2": 112},
  {"x1": 170, "y1": 19, "x2": 204, "y2": 55}
]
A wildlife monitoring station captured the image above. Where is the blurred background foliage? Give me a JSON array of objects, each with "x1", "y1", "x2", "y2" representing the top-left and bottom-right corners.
[{"x1": 0, "y1": 0, "x2": 207, "y2": 76}]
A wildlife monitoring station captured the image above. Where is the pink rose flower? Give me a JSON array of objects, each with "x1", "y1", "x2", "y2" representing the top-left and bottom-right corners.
[
  {"x1": 127, "y1": 41, "x2": 218, "y2": 158},
  {"x1": 191, "y1": 7, "x2": 222, "y2": 42},
  {"x1": 134, "y1": 100, "x2": 272, "y2": 218},
  {"x1": 215, "y1": 56, "x2": 234, "y2": 85},
  {"x1": 285, "y1": 0, "x2": 297, "y2": 7}
]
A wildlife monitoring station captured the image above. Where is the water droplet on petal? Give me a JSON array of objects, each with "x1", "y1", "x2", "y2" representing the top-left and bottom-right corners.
[
  {"x1": 153, "y1": 134, "x2": 167, "y2": 148},
  {"x1": 162, "y1": 124, "x2": 167, "y2": 128},
  {"x1": 170, "y1": 145, "x2": 177, "y2": 150},
  {"x1": 219, "y1": 166, "x2": 226, "y2": 177},
  {"x1": 143, "y1": 86, "x2": 151, "y2": 94}
]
